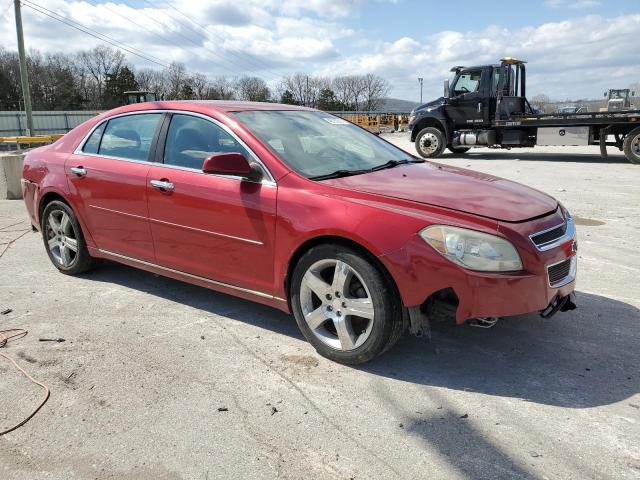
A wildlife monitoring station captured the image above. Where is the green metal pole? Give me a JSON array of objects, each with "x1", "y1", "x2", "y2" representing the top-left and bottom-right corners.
[{"x1": 14, "y1": 0, "x2": 33, "y2": 136}]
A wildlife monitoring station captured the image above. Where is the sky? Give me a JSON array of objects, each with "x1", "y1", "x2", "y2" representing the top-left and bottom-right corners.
[{"x1": 1, "y1": 0, "x2": 639, "y2": 102}]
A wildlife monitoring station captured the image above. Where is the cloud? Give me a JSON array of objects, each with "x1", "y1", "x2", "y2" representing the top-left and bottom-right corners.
[
  {"x1": 1, "y1": 1, "x2": 639, "y2": 102},
  {"x1": 545, "y1": 0, "x2": 601, "y2": 9}
]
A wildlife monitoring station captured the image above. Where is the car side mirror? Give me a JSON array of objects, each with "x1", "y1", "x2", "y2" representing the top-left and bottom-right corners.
[
  {"x1": 633, "y1": 91, "x2": 636, "y2": 97},
  {"x1": 444, "y1": 79, "x2": 450, "y2": 99},
  {"x1": 604, "y1": 92, "x2": 607, "y2": 97},
  {"x1": 202, "y1": 152, "x2": 263, "y2": 182}
]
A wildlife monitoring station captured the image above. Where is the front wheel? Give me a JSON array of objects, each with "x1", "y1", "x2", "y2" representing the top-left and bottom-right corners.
[
  {"x1": 290, "y1": 244, "x2": 404, "y2": 364},
  {"x1": 41, "y1": 200, "x2": 94, "y2": 275},
  {"x1": 415, "y1": 127, "x2": 446, "y2": 158},
  {"x1": 623, "y1": 127, "x2": 640, "y2": 164}
]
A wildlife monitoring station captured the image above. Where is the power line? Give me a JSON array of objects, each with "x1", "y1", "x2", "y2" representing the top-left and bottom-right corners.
[
  {"x1": 139, "y1": 0, "x2": 281, "y2": 81},
  {"x1": 161, "y1": 1, "x2": 281, "y2": 79},
  {"x1": 22, "y1": 0, "x2": 169, "y2": 68}
]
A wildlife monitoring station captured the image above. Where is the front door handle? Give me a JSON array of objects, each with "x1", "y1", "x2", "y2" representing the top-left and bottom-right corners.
[
  {"x1": 477, "y1": 102, "x2": 482, "y2": 113},
  {"x1": 70, "y1": 166, "x2": 87, "y2": 176},
  {"x1": 150, "y1": 179, "x2": 175, "y2": 191}
]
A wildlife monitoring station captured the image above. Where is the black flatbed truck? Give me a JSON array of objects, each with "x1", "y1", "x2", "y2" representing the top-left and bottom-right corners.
[{"x1": 408, "y1": 57, "x2": 640, "y2": 164}]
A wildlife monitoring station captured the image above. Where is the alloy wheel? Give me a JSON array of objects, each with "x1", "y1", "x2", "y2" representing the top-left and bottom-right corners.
[
  {"x1": 45, "y1": 210, "x2": 78, "y2": 268},
  {"x1": 299, "y1": 259, "x2": 375, "y2": 351}
]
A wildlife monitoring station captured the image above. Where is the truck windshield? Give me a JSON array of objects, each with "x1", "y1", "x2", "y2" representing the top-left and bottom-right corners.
[
  {"x1": 452, "y1": 71, "x2": 481, "y2": 95},
  {"x1": 233, "y1": 110, "x2": 414, "y2": 179}
]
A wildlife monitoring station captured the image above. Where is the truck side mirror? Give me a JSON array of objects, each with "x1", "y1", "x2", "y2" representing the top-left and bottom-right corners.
[{"x1": 444, "y1": 79, "x2": 450, "y2": 99}]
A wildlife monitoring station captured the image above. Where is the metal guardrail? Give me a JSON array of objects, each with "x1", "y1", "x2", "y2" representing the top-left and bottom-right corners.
[{"x1": 0, "y1": 111, "x2": 101, "y2": 137}]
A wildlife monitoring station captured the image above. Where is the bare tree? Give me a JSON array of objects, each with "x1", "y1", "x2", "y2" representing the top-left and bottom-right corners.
[
  {"x1": 165, "y1": 62, "x2": 189, "y2": 99},
  {"x1": 205, "y1": 76, "x2": 235, "y2": 100},
  {"x1": 190, "y1": 72, "x2": 209, "y2": 100},
  {"x1": 136, "y1": 68, "x2": 167, "y2": 99},
  {"x1": 531, "y1": 93, "x2": 552, "y2": 113},
  {"x1": 332, "y1": 76, "x2": 351, "y2": 110},
  {"x1": 77, "y1": 46, "x2": 125, "y2": 105},
  {"x1": 362, "y1": 73, "x2": 390, "y2": 111},
  {"x1": 235, "y1": 76, "x2": 270, "y2": 102}
]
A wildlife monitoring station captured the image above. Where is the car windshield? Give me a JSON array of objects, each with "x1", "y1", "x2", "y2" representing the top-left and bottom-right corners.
[{"x1": 233, "y1": 110, "x2": 415, "y2": 179}]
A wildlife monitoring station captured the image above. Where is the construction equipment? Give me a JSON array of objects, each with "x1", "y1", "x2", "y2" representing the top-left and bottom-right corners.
[
  {"x1": 603, "y1": 89, "x2": 634, "y2": 111},
  {"x1": 124, "y1": 91, "x2": 157, "y2": 105}
]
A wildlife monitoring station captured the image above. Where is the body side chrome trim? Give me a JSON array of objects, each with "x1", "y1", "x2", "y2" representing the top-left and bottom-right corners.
[
  {"x1": 72, "y1": 109, "x2": 276, "y2": 185},
  {"x1": 97, "y1": 248, "x2": 284, "y2": 302},
  {"x1": 148, "y1": 217, "x2": 264, "y2": 245},
  {"x1": 89, "y1": 205, "x2": 265, "y2": 245},
  {"x1": 88, "y1": 204, "x2": 147, "y2": 220}
]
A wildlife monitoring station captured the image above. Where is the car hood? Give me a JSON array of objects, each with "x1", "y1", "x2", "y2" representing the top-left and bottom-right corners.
[{"x1": 323, "y1": 163, "x2": 558, "y2": 222}]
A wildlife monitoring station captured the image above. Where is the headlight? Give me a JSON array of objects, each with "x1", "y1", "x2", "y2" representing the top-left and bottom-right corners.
[
  {"x1": 420, "y1": 225, "x2": 523, "y2": 272},
  {"x1": 408, "y1": 114, "x2": 416, "y2": 124}
]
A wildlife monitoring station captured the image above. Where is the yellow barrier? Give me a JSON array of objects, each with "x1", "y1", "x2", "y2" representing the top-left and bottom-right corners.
[
  {"x1": 0, "y1": 134, "x2": 64, "y2": 145},
  {"x1": 333, "y1": 113, "x2": 410, "y2": 131}
]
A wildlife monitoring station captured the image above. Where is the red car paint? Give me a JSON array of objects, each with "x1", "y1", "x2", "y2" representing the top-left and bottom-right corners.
[{"x1": 21, "y1": 101, "x2": 576, "y2": 323}]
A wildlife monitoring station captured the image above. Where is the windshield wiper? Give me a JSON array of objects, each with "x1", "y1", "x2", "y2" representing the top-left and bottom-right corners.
[
  {"x1": 309, "y1": 169, "x2": 370, "y2": 181},
  {"x1": 369, "y1": 158, "x2": 424, "y2": 172}
]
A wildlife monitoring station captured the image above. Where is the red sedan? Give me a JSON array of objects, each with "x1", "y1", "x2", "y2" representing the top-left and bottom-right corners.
[{"x1": 21, "y1": 101, "x2": 577, "y2": 364}]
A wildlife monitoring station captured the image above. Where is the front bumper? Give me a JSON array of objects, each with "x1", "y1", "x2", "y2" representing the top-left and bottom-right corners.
[{"x1": 380, "y1": 216, "x2": 577, "y2": 324}]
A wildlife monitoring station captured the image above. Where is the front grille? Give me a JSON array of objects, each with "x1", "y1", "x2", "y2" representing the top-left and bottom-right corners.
[
  {"x1": 531, "y1": 223, "x2": 566, "y2": 247},
  {"x1": 547, "y1": 257, "x2": 573, "y2": 286}
]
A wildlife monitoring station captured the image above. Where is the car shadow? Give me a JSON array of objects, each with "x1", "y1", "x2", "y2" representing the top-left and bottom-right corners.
[
  {"x1": 443, "y1": 151, "x2": 629, "y2": 164},
  {"x1": 81, "y1": 262, "x2": 638, "y2": 409},
  {"x1": 361, "y1": 291, "x2": 639, "y2": 409}
]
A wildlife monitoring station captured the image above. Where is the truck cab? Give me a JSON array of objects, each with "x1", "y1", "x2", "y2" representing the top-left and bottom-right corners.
[{"x1": 409, "y1": 58, "x2": 536, "y2": 157}]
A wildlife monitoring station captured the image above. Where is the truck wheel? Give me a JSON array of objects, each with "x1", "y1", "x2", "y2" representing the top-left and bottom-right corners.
[
  {"x1": 623, "y1": 127, "x2": 640, "y2": 164},
  {"x1": 415, "y1": 127, "x2": 445, "y2": 158},
  {"x1": 447, "y1": 146, "x2": 471, "y2": 154}
]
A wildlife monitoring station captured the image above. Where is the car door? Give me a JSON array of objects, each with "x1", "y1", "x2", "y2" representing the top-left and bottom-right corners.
[
  {"x1": 146, "y1": 113, "x2": 277, "y2": 295},
  {"x1": 66, "y1": 112, "x2": 163, "y2": 262},
  {"x1": 446, "y1": 69, "x2": 486, "y2": 127}
]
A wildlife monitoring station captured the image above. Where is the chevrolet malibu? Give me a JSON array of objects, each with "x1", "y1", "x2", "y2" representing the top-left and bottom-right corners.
[{"x1": 21, "y1": 101, "x2": 577, "y2": 364}]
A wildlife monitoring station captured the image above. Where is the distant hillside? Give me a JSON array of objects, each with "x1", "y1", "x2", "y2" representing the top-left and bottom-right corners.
[{"x1": 378, "y1": 97, "x2": 421, "y2": 112}]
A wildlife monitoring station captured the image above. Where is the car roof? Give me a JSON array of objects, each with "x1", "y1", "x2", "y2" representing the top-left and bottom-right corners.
[{"x1": 105, "y1": 100, "x2": 316, "y2": 117}]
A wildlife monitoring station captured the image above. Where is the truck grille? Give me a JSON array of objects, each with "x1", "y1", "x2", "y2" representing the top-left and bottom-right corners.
[
  {"x1": 547, "y1": 257, "x2": 576, "y2": 287},
  {"x1": 531, "y1": 223, "x2": 566, "y2": 248}
]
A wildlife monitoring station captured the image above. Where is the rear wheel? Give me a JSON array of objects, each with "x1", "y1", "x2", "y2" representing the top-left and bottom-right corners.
[
  {"x1": 415, "y1": 127, "x2": 446, "y2": 158},
  {"x1": 290, "y1": 244, "x2": 403, "y2": 364},
  {"x1": 447, "y1": 146, "x2": 471, "y2": 154},
  {"x1": 623, "y1": 127, "x2": 640, "y2": 164},
  {"x1": 41, "y1": 200, "x2": 93, "y2": 275}
]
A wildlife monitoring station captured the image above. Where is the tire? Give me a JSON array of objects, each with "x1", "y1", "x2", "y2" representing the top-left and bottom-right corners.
[
  {"x1": 415, "y1": 127, "x2": 446, "y2": 158},
  {"x1": 290, "y1": 244, "x2": 403, "y2": 365},
  {"x1": 623, "y1": 127, "x2": 640, "y2": 164},
  {"x1": 41, "y1": 200, "x2": 94, "y2": 275},
  {"x1": 447, "y1": 146, "x2": 471, "y2": 154}
]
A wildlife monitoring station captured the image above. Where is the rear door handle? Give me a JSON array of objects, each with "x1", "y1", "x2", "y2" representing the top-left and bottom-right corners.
[
  {"x1": 150, "y1": 179, "x2": 175, "y2": 191},
  {"x1": 477, "y1": 102, "x2": 482, "y2": 113},
  {"x1": 70, "y1": 166, "x2": 87, "y2": 176}
]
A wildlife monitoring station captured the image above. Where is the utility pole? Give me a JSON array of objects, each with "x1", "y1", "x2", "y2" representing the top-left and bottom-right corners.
[
  {"x1": 14, "y1": 0, "x2": 33, "y2": 136},
  {"x1": 418, "y1": 77, "x2": 424, "y2": 104}
]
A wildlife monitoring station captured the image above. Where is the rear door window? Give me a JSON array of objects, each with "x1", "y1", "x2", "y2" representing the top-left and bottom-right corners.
[
  {"x1": 98, "y1": 113, "x2": 162, "y2": 161},
  {"x1": 82, "y1": 122, "x2": 106, "y2": 154}
]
